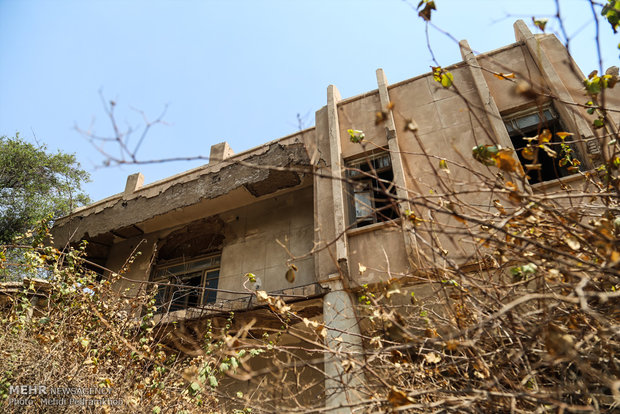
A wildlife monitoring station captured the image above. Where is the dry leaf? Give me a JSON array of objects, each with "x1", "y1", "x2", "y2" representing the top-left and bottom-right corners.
[
  {"x1": 493, "y1": 72, "x2": 515, "y2": 80},
  {"x1": 493, "y1": 199, "x2": 507, "y2": 215},
  {"x1": 564, "y1": 235, "x2": 581, "y2": 251},
  {"x1": 405, "y1": 119, "x2": 418, "y2": 132},
  {"x1": 315, "y1": 324, "x2": 327, "y2": 338},
  {"x1": 540, "y1": 144, "x2": 557, "y2": 158},
  {"x1": 387, "y1": 388, "x2": 413, "y2": 407},
  {"x1": 285, "y1": 265, "x2": 297, "y2": 283},
  {"x1": 425, "y1": 352, "x2": 441, "y2": 364},
  {"x1": 521, "y1": 146, "x2": 536, "y2": 161},
  {"x1": 494, "y1": 148, "x2": 520, "y2": 173},
  {"x1": 538, "y1": 129, "x2": 552, "y2": 144},
  {"x1": 375, "y1": 111, "x2": 387, "y2": 125}
]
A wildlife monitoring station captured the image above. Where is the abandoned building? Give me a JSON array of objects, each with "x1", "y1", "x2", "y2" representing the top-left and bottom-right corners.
[{"x1": 51, "y1": 20, "x2": 620, "y2": 412}]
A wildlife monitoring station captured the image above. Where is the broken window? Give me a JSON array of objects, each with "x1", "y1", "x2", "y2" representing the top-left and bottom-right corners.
[
  {"x1": 346, "y1": 151, "x2": 398, "y2": 227},
  {"x1": 152, "y1": 254, "x2": 220, "y2": 314},
  {"x1": 503, "y1": 105, "x2": 582, "y2": 184}
]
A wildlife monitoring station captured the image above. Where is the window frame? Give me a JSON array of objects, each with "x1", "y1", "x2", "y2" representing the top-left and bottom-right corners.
[
  {"x1": 345, "y1": 151, "x2": 398, "y2": 228},
  {"x1": 503, "y1": 105, "x2": 582, "y2": 184},
  {"x1": 152, "y1": 253, "x2": 221, "y2": 314}
]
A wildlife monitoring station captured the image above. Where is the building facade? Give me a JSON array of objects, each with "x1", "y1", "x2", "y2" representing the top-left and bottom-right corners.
[{"x1": 51, "y1": 21, "x2": 620, "y2": 412}]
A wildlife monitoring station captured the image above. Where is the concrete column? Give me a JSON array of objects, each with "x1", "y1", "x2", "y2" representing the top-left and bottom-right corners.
[
  {"x1": 123, "y1": 173, "x2": 144, "y2": 198},
  {"x1": 327, "y1": 85, "x2": 350, "y2": 283},
  {"x1": 513, "y1": 20, "x2": 596, "y2": 169},
  {"x1": 459, "y1": 40, "x2": 516, "y2": 150},
  {"x1": 209, "y1": 141, "x2": 234, "y2": 163},
  {"x1": 375, "y1": 69, "x2": 411, "y2": 213},
  {"x1": 323, "y1": 280, "x2": 365, "y2": 413},
  {"x1": 375, "y1": 68, "x2": 416, "y2": 265}
]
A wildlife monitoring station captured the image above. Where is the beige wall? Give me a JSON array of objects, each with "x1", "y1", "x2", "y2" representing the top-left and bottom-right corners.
[
  {"x1": 104, "y1": 186, "x2": 316, "y2": 303},
  {"x1": 480, "y1": 44, "x2": 544, "y2": 113},
  {"x1": 218, "y1": 186, "x2": 315, "y2": 300},
  {"x1": 347, "y1": 225, "x2": 409, "y2": 286},
  {"x1": 338, "y1": 92, "x2": 388, "y2": 159}
]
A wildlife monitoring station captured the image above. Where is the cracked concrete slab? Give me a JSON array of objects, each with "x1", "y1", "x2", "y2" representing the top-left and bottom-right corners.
[{"x1": 52, "y1": 140, "x2": 312, "y2": 246}]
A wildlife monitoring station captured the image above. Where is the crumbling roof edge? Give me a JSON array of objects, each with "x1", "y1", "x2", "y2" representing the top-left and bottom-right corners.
[{"x1": 60, "y1": 127, "x2": 316, "y2": 220}]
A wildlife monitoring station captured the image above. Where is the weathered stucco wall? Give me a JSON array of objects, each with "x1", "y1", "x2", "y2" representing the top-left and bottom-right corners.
[
  {"x1": 103, "y1": 186, "x2": 315, "y2": 303},
  {"x1": 347, "y1": 224, "x2": 409, "y2": 286},
  {"x1": 479, "y1": 43, "x2": 544, "y2": 113},
  {"x1": 217, "y1": 186, "x2": 315, "y2": 300},
  {"x1": 338, "y1": 92, "x2": 388, "y2": 159}
]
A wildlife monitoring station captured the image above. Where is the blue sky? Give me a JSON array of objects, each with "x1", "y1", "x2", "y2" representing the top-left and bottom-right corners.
[{"x1": 1, "y1": 0, "x2": 617, "y2": 202}]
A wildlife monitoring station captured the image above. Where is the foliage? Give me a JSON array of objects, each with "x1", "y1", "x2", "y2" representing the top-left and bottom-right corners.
[
  {"x1": 0, "y1": 134, "x2": 90, "y2": 245},
  {"x1": 5, "y1": 1, "x2": 620, "y2": 413},
  {"x1": 0, "y1": 242, "x2": 267, "y2": 413},
  {"x1": 432, "y1": 66, "x2": 454, "y2": 88},
  {"x1": 602, "y1": 0, "x2": 620, "y2": 33}
]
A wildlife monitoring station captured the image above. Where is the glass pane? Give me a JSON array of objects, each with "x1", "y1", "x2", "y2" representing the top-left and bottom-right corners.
[
  {"x1": 152, "y1": 255, "x2": 221, "y2": 310},
  {"x1": 203, "y1": 270, "x2": 219, "y2": 303},
  {"x1": 375, "y1": 154, "x2": 391, "y2": 169},
  {"x1": 186, "y1": 257, "x2": 212, "y2": 272},
  {"x1": 543, "y1": 109, "x2": 555, "y2": 121},
  {"x1": 167, "y1": 262, "x2": 189, "y2": 275},
  {"x1": 354, "y1": 191, "x2": 373, "y2": 219},
  {"x1": 348, "y1": 168, "x2": 362, "y2": 178},
  {"x1": 515, "y1": 113, "x2": 541, "y2": 130}
]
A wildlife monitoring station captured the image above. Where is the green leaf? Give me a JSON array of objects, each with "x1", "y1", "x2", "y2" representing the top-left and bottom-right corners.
[
  {"x1": 0, "y1": 134, "x2": 90, "y2": 245},
  {"x1": 472, "y1": 145, "x2": 499, "y2": 166},
  {"x1": 439, "y1": 159, "x2": 449, "y2": 172},
  {"x1": 593, "y1": 117, "x2": 605, "y2": 128},
  {"x1": 441, "y1": 71, "x2": 454, "y2": 88},
  {"x1": 532, "y1": 17, "x2": 548, "y2": 32},
  {"x1": 208, "y1": 375, "x2": 218, "y2": 388},
  {"x1": 347, "y1": 129, "x2": 365, "y2": 143}
]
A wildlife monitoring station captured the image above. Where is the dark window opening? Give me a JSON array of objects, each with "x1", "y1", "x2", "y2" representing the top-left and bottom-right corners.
[
  {"x1": 503, "y1": 106, "x2": 581, "y2": 184},
  {"x1": 152, "y1": 254, "x2": 220, "y2": 314},
  {"x1": 346, "y1": 152, "x2": 398, "y2": 228}
]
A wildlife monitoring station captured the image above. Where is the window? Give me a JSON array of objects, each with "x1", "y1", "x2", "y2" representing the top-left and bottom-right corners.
[
  {"x1": 503, "y1": 105, "x2": 581, "y2": 184},
  {"x1": 346, "y1": 152, "x2": 398, "y2": 227},
  {"x1": 152, "y1": 254, "x2": 220, "y2": 314}
]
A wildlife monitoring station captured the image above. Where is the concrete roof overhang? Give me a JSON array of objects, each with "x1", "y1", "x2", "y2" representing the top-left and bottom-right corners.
[{"x1": 51, "y1": 137, "x2": 313, "y2": 248}]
